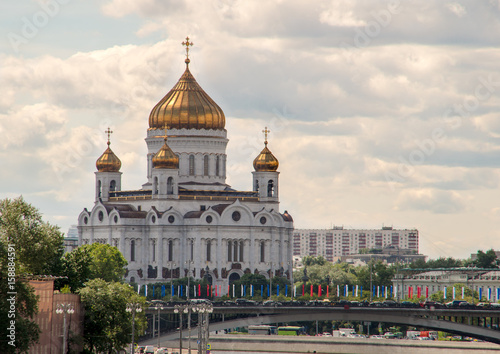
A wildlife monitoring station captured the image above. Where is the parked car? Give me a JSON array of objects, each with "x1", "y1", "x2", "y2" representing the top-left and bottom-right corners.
[
  {"x1": 263, "y1": 300, "x2": 281, "y2": 307},
  {"x1": 235, "y1": 298, "x2": 259, "y2": 306},
  {"x1": 420, "y1": 300, "x2": 443, "y2": 309},
  {"x1": 445, "y1": 300, "x2": 468, "y2": 307}
]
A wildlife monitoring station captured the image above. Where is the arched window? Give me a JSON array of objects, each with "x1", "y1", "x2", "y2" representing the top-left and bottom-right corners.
[
  {"x1": 233, "y1": 241, "x2": 238, "y2": 262},
  {"x1": 190, "y1": 240, "x2": 194, "y2": 261},
  {"x1": 110, "y1": 180, "x2": 116, "y2": 191},
  {"x1": 98, "y1": 180, "x2": 102, "y2": 198},
  {"x1": 167, "y1": 177, "x2": 174, "y2": 195},
  {"x1": 239, "y1": 241, "x2": 244, "y2": 262},
  {"x1": 204, "y1": 155, "x2": 209, "y2": 176},
  {"x1": 152, "y1": 240, "x2": 156, "y2": 262},
  {"x1": 154, "y1": 177, "x2": 159, "y2": 194},
  {"x1": 227, "y1": 241, "x2": 232, "y2": 262},
  {"x1": 168, "y1": 240, "x2": 173, "y2": 262},
  {"x1": 130, "y1": 240, "x2": 135, "y2": 262},
  {"x1": 216, "y1": 156, "x2": 220, "y2": 176},
  {"x1": 267, "y1": 180, "x2": 274, "y2": 197},
  {"x1": 254, "y1": 180, "x2": 259, "y2": 192},
  {"x1": 189, "y1": 155, "x2": 195, "y2": 175},
  {"x1": 260, "y1": 242, "x2": 265, "y2": 263},
  {"x1": 206, "y1": 240, "x2": 211, "y2": 262}
]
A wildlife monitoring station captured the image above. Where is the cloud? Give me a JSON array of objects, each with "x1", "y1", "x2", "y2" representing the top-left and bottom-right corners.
[{"x1": 395, "y1": 189, "x2": 469, "y2": 214}]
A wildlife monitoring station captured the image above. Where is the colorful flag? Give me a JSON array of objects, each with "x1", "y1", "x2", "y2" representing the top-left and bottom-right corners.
[
  {"x1": 277, "y1": 284, "x2": 280, "y2": 296},
  {"x1": 443, "y1": 287, "x2": 447, "y2": 299},
  {"x1": 137, "y1": 284, "x2": 141, "y2": 295},
  {"x1": 452, "y1": 287, "x2": 456, "y2": 299}
]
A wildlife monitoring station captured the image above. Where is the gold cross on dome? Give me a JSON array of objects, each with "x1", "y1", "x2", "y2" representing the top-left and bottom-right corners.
[
  {"x1": 105, "y1": 127, "x2": 113, "y2": 146},
  {"x1": 182, "y1": 37, "x2": 194, "y2": 59},
  {"x1": 262, "y1": 127, "x2": 270, "y2": 145}
]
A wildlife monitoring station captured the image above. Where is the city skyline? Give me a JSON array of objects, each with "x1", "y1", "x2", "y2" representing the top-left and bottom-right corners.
[{"x1": 1, "y1": 1, "x2": 500, "y2": 259}]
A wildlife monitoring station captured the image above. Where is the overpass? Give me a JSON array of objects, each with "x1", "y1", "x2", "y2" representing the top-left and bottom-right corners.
[{"x1": 139, "y1": 305, "x2": 500, "y2": 345}]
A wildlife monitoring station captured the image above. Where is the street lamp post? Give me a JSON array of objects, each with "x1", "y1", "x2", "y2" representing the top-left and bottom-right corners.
[
  {"x1": 173, "y1": 304, "x2": 187, "y2": 354},
  {"x1": 55, "y1": 303, "x2": 74, "y2": 354},
  {"x1": 268, "y1": 262, "x2": 274, "y2": 299},
  {"x1": 126, "y1": 302, "x2": 142, "y2": 354},
  {"x1": 154, "y1": 304, "x2": 165, "y2": 349},
  {"x1": 185, "y1": 260, "x2": 194, "y2": 354},
  {"x1": 195, "y1": 303, "x2": 213, "y2": 354},
  {"x1": 169, "y1": 262, "x2": 176, "y2": 301},
  {"x1": 288, "y1": 261, "x2": 294, "y2": 301}
]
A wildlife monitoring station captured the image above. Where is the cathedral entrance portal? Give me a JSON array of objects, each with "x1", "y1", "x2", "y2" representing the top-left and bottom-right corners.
[{"x1": 229, "y1": 272, "x2": 240, "y2": 284}]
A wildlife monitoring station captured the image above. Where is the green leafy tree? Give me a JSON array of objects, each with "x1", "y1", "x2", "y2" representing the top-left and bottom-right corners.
[
  {"x1": 474, "y1": 249, "x2": 498, "y2": 269},
  {"x1": 61, "y1": 243, "x2": 128, "y2": 291},
  {"x1": 303, "y1": 256, "x2": 327, "y2": 266},
  {"x1": 78, "y1": 279, "x2": 146, "y2": 353},
  {"x1": 0, "y1": 197, "x2": 65, "y2": 353},
  {"x1": 0, "y1": 241, "x2": 40, "y2": 353},
  {"x1": 61, "y1": 246, "x2": 94, "y2": 292},
  {"x1": 0, "y1": 197, "x2": 64, "y2": 276},
  {"x1": 353, "y1": 260, "x2": 395, "y2": 290},
  {"x1": 85, "y1": 243, "x2": 127, "y2": 282},
  {"x1": 410, "y1": 257, "x2": 463, "y2": 269},
  {"x1": 233, "y1": 273, "x2": 268, "y2": 297}
]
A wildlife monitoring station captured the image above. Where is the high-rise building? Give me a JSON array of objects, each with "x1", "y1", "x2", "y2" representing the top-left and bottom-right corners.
[
  {"x1": 77, "y1": 40, "x2": 294, "y2": 290},
  {"x1": 293, "y1": 227, "x2": 419, "y2": 262}
]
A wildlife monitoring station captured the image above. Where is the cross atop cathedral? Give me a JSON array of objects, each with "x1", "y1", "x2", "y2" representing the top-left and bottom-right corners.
[
  {"x1": 262, "y1": 127, "x2": 270, "y2": 145},
  {"x1": 182, "y1": 37, "x2": 194, "y2": 59},
  {"x1": 105, "y1": 127, "x2": 113, "y2": 146}
]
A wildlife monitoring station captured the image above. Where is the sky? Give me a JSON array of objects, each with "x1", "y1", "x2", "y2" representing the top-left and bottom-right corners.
[{"x1": 1, "y1": 0, "x2": 500, "y2": 260}]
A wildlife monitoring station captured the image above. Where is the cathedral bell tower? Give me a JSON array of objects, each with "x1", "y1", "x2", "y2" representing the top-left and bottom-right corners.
[
  {"x1": 252, "y1": 127, "x2": 279, "y2": 203},
  {"x1": 151, "y1": 127, "x2": 179, "y2": 198},
  {"x1": 95, "y1": 128, "x2": 122, "y2": 202}
]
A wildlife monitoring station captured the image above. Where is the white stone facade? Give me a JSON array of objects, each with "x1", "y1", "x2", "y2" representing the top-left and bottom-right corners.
[{"x1": 77, "y1": 61, "x2": 294, "y2": 292}]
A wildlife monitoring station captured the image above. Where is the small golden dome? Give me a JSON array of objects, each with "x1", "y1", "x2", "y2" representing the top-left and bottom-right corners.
[
  {"x1": 152, "y1": 138, "x2": 179, "y2": 169},
  {"x1": 148, "y1": 61, "x2": 225, "y2": 131},
  {"x1": 253, "y1": 143, "x2": 279, "y2": 172},
  {"x1": 96, "y1": 143, "x2": 121, "y2": 172}
]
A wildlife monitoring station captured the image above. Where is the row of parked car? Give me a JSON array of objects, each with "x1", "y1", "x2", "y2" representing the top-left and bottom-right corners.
[{"x1": 147, "y1": 298, "x2": 500, "y2": 309}]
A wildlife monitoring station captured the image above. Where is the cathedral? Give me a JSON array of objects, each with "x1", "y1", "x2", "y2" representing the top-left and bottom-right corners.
[{"x1": 77, "y1": 39, "x2": 294, "y2": 291}]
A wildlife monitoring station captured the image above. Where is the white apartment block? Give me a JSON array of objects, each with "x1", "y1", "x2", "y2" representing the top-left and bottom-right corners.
[{"x1": 293, "y1": 227, "x2": 419, "y2": 262}]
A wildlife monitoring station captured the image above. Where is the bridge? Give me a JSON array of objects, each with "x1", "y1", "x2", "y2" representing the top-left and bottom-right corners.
[{"x1": 139, "y1": 305, "x2": 500, "y2": 345}]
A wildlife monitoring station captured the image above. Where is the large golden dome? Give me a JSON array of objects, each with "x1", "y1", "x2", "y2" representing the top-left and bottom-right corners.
[
  {"x1": 152, "y1": 138, "x2": 179, "y2": 169},
  {"x1": 253, "y1": 143, "x2": 279, "y2": 172},
  {"x1": 96, "y1": 143, "x2": 121, "y2": 172},
  {"x1": 148, "y1": 59, "x2": 225, "y2": 131}
]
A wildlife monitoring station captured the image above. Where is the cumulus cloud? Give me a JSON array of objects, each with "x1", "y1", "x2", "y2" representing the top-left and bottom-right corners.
[
  {"x1": 395, "y1": 189, "x2": 469, "y2": 214},
  {"x1": 3, "y1": 1, "x2": 500, "y2": 259}
]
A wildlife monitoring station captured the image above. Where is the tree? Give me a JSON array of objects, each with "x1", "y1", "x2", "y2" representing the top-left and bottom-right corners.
[
  {"x1": 0, "y1": 197, "x2": 64, "y2": 276},
  {"x1": 0, "y1": 241, "x2": 40, "y2": 353},
  {"x1": 0, "y1": 197, "x2": 64, "y2": 352},
  {"x1": 61, "y1": 246, "x2": 94, "y2": 292},
  {"x1": 474, "y1": 249, "x2": 498, "y2": 269},
  {"x1": 78, "y1": 279, "x2": 146, "y2": 353},
  {"x1": 85, "y1": 243, "x2": 127, "y2": 282},
  {"x1": 61, "y1": 243, "x2": 128, "y2": 291},
  {"x1": 303, "y1": 256, "x2": 327, "y2": 266}
]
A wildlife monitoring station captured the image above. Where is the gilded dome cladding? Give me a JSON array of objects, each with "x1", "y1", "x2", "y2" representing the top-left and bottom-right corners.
[
  {"x1": 152, "y1": 140, "x2": 179, "y2": 169},
  {"x1": 96, "y1": 146, "x2": 121, "y2": 172},
  {"x1": 148, "y1": 65, "x2": 225, "y2": 131},
  {"x1": 253, "y1": 145, "x2": 279, "y2": 172}
]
